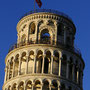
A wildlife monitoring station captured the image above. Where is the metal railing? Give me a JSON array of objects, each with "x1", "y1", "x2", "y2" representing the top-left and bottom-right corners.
[
  {"x1": 8, "y1": 39, "x2": 82, "y2": 57},
  {"x1": 20, "y1": 9, "x2": 73, "y2": 21}
]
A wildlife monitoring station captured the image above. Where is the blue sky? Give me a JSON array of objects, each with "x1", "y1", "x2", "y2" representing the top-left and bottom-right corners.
[{"x1": 0, "y1": 0, "x2": 90, "y2": 89}]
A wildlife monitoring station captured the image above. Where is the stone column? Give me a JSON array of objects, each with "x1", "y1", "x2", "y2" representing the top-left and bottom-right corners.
[
  {"x1": 49, "y1": 84, "x2": 51, "y2": 90},
  {"x1": 42, "y1": 55, "x2": 45, "y2": 73},
  {"x1": 41, "y1": 84, "x2": 43, "y2": 90},
  {"x1": 32, "y1": 84, "x2": 34, "y2": 90},
  {"x1": 77, "y1": 68, "x2": 80, "y2": 84},
  {"x1": 51, "y1": 55, "x2": 54, "y2": 74},
  {"x1": 66, "y1": 61, "x2": 69, "y2": 79},
  {"x1": 33, "y1": 54, "x2": 36, "y2": 73},
  {"x1": 16, "y1": 85, "x2": 18, "y2": 90},
  {"x1": 59, "y1": 57, "x2": 61, "y2": 76},
  {"x1": 35, "y1": 21, "x2": 38, "y2": 43},
  {"x1": 18, "y1": 55, "x2": 21, "y2": 75}
]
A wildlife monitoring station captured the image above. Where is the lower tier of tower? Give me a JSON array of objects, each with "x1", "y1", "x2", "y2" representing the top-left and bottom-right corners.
[{"x1": 3, "y1": 44, "x2": 84, "y2": 90}]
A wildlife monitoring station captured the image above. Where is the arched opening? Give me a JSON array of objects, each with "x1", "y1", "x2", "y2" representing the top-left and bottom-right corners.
[
  {"x1": 9, "y1": 57, "x2": 14, "y2": 79},
  {"x1": 44, "y1": 51, "x2": 51, "y2": 74},
  {"x1": 57, "y1": 23, "x2": 64, "y2": 36},
  {"x1": 51, "y1": 81, "x2": 58, "y2": 90},
  {"x1": 8, "y1": 86, "x2": 11, "y2": 90},
  {"x1": 34, "y1": 80, "x2": 41, "y2": 90},
  {"x1": 61, "y1": 54, "x2": 67, "y2": 77},
  {"x1": 21, "y1": 52, "x2": 26, "y2": 75},
  {"x1": 14, "y1": 54, "x2": 19, "y2": 77},
  {"x1": 69, "y1": 57, "x2": 73, "y2": 80},
  {"x1": 29, "y1": 22, "x2": 35, "y2": 34},
  {"x1": 18, "y1": 82, "x2": 24, "y2": 90},
  {"x1": 40, "y1": 29, "x2": 51, "y2": 44},
  {"x1": 28, "y1": 51, "x2": 34, "y2": 74},
  {"x1": 26, "y1": 81, "x2": 32, "y2": 90},
  {"x1": 53, "y1": 51, "x2": 59, "y2": 75},
  {"x1": 21, "y1": 34, "x2": 26, "y2": 45},
  {"x1": 43, "y1": 80, "x2": 49, "y2": 90},
  {"x1": 36, "y1": 50, "x2": 43, "y2": 73},
  {"x1": 12, "y1": 83, "x2": 17, "y2": 90}
]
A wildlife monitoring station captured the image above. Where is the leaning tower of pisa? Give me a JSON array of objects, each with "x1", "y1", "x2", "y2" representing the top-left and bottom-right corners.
[{"x1": 3, "y1": 9, "x2": 85, "y2": 90}]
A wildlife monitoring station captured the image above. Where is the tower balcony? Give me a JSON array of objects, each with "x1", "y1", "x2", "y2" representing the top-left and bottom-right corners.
[{"x1": 8, "y1": 39, "x2": 82, "y2": 57}]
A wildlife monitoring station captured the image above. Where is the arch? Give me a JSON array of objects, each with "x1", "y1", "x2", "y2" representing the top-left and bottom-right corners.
[
  {"x1": 21, "y1": 52, "x2": 27, "y2": 75},
  {"x1": 14, "y1": 54, "x2": 19, "y2": 77},
  {"x1": 43, "y1": 80, "x2": 49, "y2": 90},
  {"x1": 53, "y1": 51, "x2": 59, "y2": 75},
  {"x1": 44, "y1": 50, "x2": 51, "y2": 74},
  {"x1": 28, "y1": 50, "x2": 34, "y2": 74},
  {"x1": 61, "y1": 54, "x2": 67, "y2": 77},
  {"x1": 34, "y1": 80, "x2": 42, "y2": 90},
  {"x1": 18, "y1": 81, "x2": 24, "y2": 90},
  {"x1": 51, "y1": 80, "x2": 58, "y2": 90},
  {"x1": 9, "y1": 57, "x2": 14, "y2": 79},
  {"x1": 40, "y1": 29, "x2": 51, "y2": 44},
  {"x1": 26, "y1": 80, "x2": 32, "y2": 90},
  {"x1": 8, "y1": 85, "x2": 11, "y2": 90},
  {"x1": 12, "y1": 83, "x2": 17, "y2": 90},
  {"x1": 57, "y1": 23, "x2": 64, "y2": 36},
  {"x1": 36, "y1": 50, "x2": 43, "y2": 73},
  {"x1": 29, "y1": 22, "x2": 36, "y2": 34}
]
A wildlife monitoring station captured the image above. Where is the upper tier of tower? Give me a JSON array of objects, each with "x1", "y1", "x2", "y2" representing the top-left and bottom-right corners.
[{"x1": 16, "y1": 9, "x2": 76, "y2": 47}]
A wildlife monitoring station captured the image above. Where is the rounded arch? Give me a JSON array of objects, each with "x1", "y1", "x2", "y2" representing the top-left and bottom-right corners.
[
  {"x1": 12, "y1": 83, "x2": 17, "y2": 90},
  {"x1": 7, "y1": 85, "x2": 11, "y2": 90},
  {"x1": 14, "y1": 54, "x2": 19, "y2": 77},
  {"x1": 36, "y1": 49, "x2": 44, "y2": 54},
  {"x1": 61, "y1": 54, "x2": 67, "y2": 77},
  {"x1": 9, "y1": 57, "x2": 14, "y2": 79},
  {"x1": 36, "y1": 50, "x2": 43, "y2": 73},
  {"x1": 26, "y1": 80, "x2": 32, "y2": 90},
  {"x1": 34, "y1": 79, "x2": 42, "y2": 90},
  {"x1": 43, "y1": 78, "x2": 51, "y2": 85},
  {"x1": 28, "y1": 50, "x2": 34, "y2": 74},
  {"x1": 53, "y1": 50, "x2": 59, "y2": 75},
  {"x1": 40, "y1": 28, "x2": 51, "y2": 44},
  {"x1": 18, "y1": 81, "x2": 24, "y2": 90},
  {"x1": 29, "y1": 22, "x2": 36, "y2": 34},
  {"x1": 44, "y1": 50, "x2": 51, "y2": 74},
  {"x1": 21, "y1": 52, "x2": 27, "y2": 75},
  {"x1": 51, "y1": 80, "x2": 58, "y2": 90},
  {"x1": 43, "y1": 80, "x2": 49, "y2": 90}
]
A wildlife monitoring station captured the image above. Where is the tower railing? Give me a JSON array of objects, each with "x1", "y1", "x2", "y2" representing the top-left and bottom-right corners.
[
  {"x1": 8, "y1": 40, "x2": 82, "y2": 57},
  {"x1": 20, "y1": 9, "x2": 73, "y2": 22}
]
